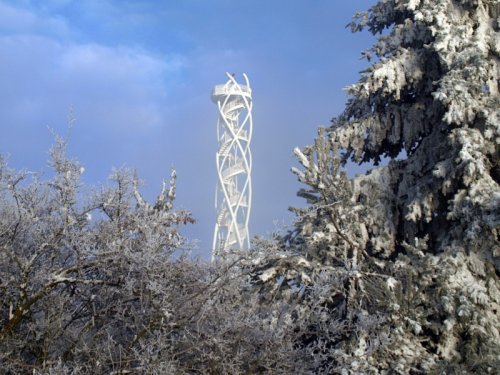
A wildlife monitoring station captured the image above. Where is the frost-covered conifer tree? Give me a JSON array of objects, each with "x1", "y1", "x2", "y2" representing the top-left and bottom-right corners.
[{"x1": 280, "y1": 0, "x2": 499, "y2": 372}]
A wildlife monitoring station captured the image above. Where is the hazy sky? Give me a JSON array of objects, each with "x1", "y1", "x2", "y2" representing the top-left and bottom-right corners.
[{"x1": 0, "y1": 0, "x2": 376, "y2": 258}]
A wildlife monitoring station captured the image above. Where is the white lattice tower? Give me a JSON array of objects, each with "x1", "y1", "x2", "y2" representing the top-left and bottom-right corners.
[{"x1": 212, "y1": 73, "x2": 253, "y2": 261}]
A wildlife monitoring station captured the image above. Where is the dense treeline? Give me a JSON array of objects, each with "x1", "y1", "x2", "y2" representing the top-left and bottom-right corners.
[{"x1": 1, "y1": 0, "x2": 498, "y2": 373}]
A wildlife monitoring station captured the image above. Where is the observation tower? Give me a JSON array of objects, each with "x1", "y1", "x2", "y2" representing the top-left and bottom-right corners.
[{"x1": 212, "y1": 73, "x2": 253, "y2": 261}]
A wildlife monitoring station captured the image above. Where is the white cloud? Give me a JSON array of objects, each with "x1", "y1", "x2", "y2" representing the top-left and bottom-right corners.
[
  {"x1": 0, "y1": 1, "x2": 70, "y2": 39},
  {"x1": 60, "y1": 43, "x2": 181, "y2": 86},
  {"x1": 0, "y1": 34, "x2": 183, "y2": 130},
  {"x1": 0, "y1": 0, "x2": 185, "y2": 134}
]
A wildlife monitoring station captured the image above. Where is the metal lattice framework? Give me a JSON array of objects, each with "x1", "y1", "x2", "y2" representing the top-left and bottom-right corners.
[{"x1": 212, "y1": 73, "x2": 253, "y2": 260}]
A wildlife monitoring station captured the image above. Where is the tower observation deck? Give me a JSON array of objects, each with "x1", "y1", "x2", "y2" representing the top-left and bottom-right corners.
[{"x1": 212, "y1": 73, "x2": 253, "y2": 261}]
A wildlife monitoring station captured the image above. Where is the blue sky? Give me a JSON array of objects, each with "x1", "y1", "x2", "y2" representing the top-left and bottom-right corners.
[{"x1": 0, "y1": 0, "x2": 376, "y2": 258}]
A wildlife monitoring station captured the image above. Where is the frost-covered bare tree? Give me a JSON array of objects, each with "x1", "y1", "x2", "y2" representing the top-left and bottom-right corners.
[
  {"x1": 268, "y1": 0, "x2": 500, "y2": 373},
  {"x1": 0, "y1": 136, "x2": 194, "y2": 373},
  {"x1": 0, "y1": 137, "x2": 305, "y2": 374}
]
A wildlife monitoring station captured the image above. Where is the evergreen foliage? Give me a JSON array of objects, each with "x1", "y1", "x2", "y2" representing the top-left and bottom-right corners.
[{"x1": 281, "y1": 0, "x2": 500, "y2": 372}]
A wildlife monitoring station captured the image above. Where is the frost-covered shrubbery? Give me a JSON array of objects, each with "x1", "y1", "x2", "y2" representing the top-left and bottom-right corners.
[{"x1": 0, "y1": 139, "x2": 296, "y2": 374}]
